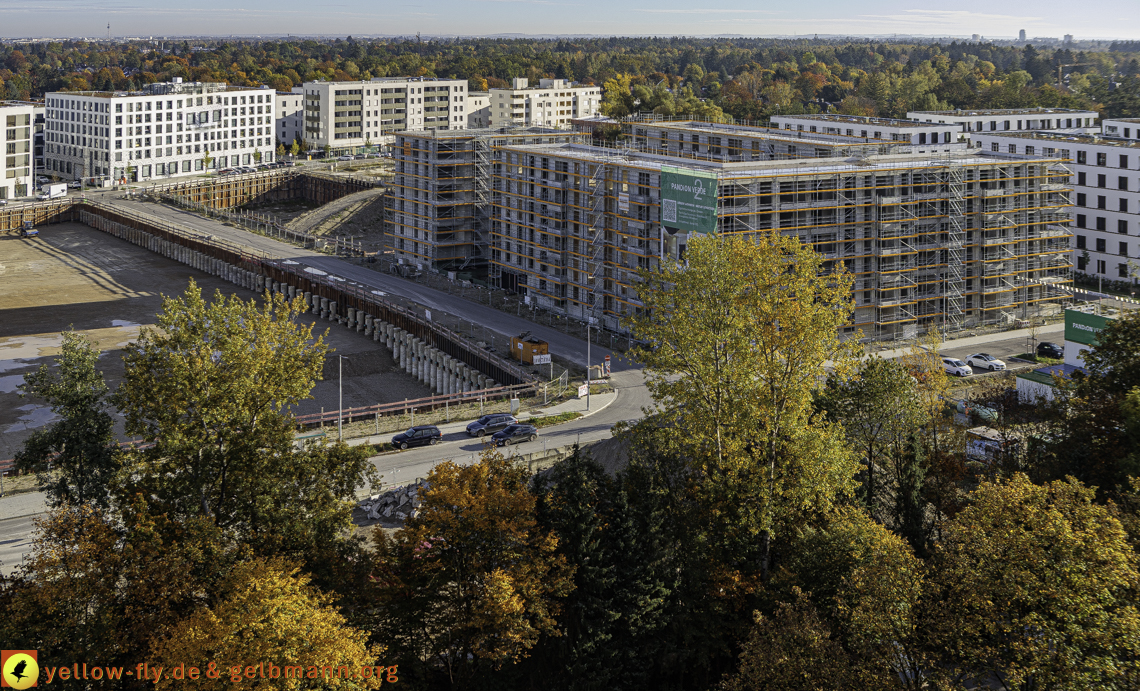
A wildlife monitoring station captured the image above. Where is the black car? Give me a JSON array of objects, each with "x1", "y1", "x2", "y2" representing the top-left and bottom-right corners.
[
  {"x1": 492, "y1": 424, "x2": 538, "y2": 447},
  {"x1": 391, "y1": 425, "x2": 442, "y2": 450},
  {"x1": 466, "y1": 413, "x2": 518, "y2": 437},
  {"x1": 1037, "y1": 341, "x2": 1064, "y2": 359}
]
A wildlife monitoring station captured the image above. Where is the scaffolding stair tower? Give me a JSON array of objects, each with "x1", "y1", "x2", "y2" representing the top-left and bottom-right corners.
[{"x1": 944, "y1": 162, "x2": 967, "y2": 331}]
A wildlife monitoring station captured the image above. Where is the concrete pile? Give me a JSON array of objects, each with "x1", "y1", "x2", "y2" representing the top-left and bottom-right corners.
[{"x1": 359, "y1": 480, "x2": 428, "y2": 523}]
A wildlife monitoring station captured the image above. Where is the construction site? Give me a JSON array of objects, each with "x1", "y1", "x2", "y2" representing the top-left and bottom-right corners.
[
  {"x1": 386, "y1": 127, "x2": 583, "y2": 274},
  {"x1": 487, "y1": 142, "x2": 1073, "y2": 340}
]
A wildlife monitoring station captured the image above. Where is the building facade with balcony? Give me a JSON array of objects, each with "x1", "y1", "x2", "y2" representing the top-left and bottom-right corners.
[
  {"x1": 45, "y1": 79, "x2": 275, "y2": 184},
  {"x1": 973, "y1": 127, "x2": 1140, "y2": 288},
  {"x1": 1, "y1": 101, "x2": 36, "y2": 200},
  {"x1": 387, "y1": 127, "x2": 581, "y2": 273},
  {"x1": 770, "y1": 114, "x2": 964, "y2": 152},
  {"x1": 275, "y1": 88, "x2": 304, "y2": 150},
  {"x1": 301, "y1": 77, "x2": 467, "y2": 154},
  {"x1": 488, "y1": 143, "x2": 1072, "y2": 339},
  {"x1": 907, "y1": 107, "x2": 1099, "y2": 141},
  {"x1": 625, "y1": 119, "x2": 912, "y2": 160},
  {"x1": 488, "y1": 79, "x2": 600, "y2": 129}
]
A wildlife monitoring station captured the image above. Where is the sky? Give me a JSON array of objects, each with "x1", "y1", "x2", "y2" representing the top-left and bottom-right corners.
[{"x1": 2, "y1": 0, "x2": 1139, "y2": 40}]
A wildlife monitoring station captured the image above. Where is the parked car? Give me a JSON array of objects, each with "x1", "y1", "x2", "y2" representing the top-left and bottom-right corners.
[
  {"x1": 391, "y1": 425, "x2": 442, "y2": 450},
  {"x1": 941, "y1": 357, "x2": 972, "y2": 377},
  {"x1": 466, "y1": 413, "x2": 518, "y2": 437},
  {"x1": 492, "y1": 423, "x2": 538, "y2": 447},
  {"x1": 1036, "y1": 341, "x2": 1064, "y2": 359},
  {"x1": 36, "y1": 176, "x2": 49, "y2": 184},
  {"x1": 337, "y1": 155, "x2": 354, "y2": 161},
  {"x1": 67, "y1": 180, "x2": 82, "y2": 189},
  {"x1": 966, "y1": 353, "x2": 1006, "y2": 371}
]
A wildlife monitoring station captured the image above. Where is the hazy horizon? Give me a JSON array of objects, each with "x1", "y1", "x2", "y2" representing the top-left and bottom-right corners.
[{"x1": 1, "y1": 1, "x2": 1138, "y2": 42}]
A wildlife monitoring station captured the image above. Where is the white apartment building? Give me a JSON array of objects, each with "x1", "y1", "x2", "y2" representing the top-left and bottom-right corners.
[
  {"x1": 1, "y1": 101, "x2": 35, "y2": 200},
  {"x1": 972, "y1": 127, "x2": 1140, "y2": 287},
  {"x1": 770, "y1": 114, "x2": 963, "y2": 152},
  {"x1": 45, "y1": 78, "x2": 275, "y2": 184},
  {"x1": 488, "y1": 78, "x2": 601, "y2": 129},
  {"x1": 275, "y1": 88, "x2": 304, "y2": 149},
  {"x1": 907, "y1": 107, "x2": 1099, "y2": 140},
  {"x1": 301, "y1": 77, "x2": 467, "y2": 153},
  {"x1": 467, "y1": 92, "x2": 490, "y2": 129}
]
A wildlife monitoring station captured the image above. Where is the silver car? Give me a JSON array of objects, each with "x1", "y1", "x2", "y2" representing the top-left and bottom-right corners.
[{"x1": 966, "y1": 353, "x2": 1006, "y2": 371}]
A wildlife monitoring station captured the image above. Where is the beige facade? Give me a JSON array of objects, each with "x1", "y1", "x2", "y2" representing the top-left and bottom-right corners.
[
  {"x1": 467, "y1": 92, "x2": 490, "y2": 129},
  {"x1": 1, "y1": 102, "x2": 35, "y2": 200},
  {"x1": 275, "y1": 88, "x2": 304, "y2": 149},
  {"x1": 488, "y1": 79, "x2": 600, "y2": 129},
  {"x1": 489, "y1": 143, "x2": 1073, "y2": 339},
  {"x1": 301, "y1": 77, "x2": 467, "y2": 153}
]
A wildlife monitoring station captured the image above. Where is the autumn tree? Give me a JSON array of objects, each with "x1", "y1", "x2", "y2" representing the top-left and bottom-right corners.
[
  {"x1": 150, "y1": 558, "x2": 386, "y2": 690},
  {"x1": 0, "y1": 501, "x2": 236, "y2": 688},
  {"x1": 113, "y1": 281, "x2": 376, "y2": 559},
  {"x1": 926, "y1": 474, "x2": 1140, "y2": 689},
  {"x1": 627, "y1": 232, "x2": 860, "y2": 581},
  {"x1": 15, "y1": 330, "x2": 120, "y2": 509},
  {"x1": 369, "y1": 449, "x2": 574, "y2": 686}
]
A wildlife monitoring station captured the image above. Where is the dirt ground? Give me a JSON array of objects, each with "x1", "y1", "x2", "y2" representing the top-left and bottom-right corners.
[{"x1": 0, "y1": 222, "x2": 432, "y2": 461}]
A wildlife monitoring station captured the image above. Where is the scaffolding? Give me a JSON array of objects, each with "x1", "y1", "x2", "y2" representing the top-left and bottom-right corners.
[{"x1": 487, "y1": 142, "x2": 1074, "y2": 340}]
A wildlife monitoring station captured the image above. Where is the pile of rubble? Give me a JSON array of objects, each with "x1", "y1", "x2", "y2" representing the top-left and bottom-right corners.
[{"x1": 359, "y1": 480, "x2": 427, "y2": 523}]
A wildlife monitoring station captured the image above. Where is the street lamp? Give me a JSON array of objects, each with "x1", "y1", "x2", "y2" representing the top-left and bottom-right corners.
[
  {"x1": 586, "y1": 317, "x2": 592, "y2": 411},
  {"x1": 338, "y1": 355, "x2": 347, "y2": 441}
]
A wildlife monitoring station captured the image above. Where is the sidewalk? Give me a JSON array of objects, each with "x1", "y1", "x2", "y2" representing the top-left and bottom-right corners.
[{"x1": 340, "y1": 390, "x2": 619, "y2": 450}]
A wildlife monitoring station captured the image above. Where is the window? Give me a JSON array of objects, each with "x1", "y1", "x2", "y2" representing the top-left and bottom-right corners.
[
  {"x1": 1077, "y1": 151, "x2": 1087, "y2": 165},
  {"x1": 1097, "y1": 217, "x2": 1107, "y2": 231},
  {"x1": 991, "y1": 143, "x2": 999, "y2": 152},
  {"x1": 1008, "y1": 144, "x2": 1016, "y2": 154},
  {"x1": 1120, "y1": 241, "x2": 1129, "y2": 256},
  {"x1": 1120, "y1": 219, "x2": 1130, "y2": 234},
  {"x1": 1121, "y1": 154, "x2": 1129, "y2": 169},
  {"x1": 1120, "y1": 263, "x2": 1129, "y2": 278},
  {"x1": 1098, "y1": 152, "x2": 1107, "y2": 166},
  {"x1": 1077, "y1": 234, "x2": 1087, "y2": 249},
  {"x1": 1098, "y1": 174, "x2": 1107, "y2": 188},
  {"x1": 1078, "y1": 172, "x2": 1087, "y2": 185},
  {"x1": 1120, "y1": 176, "x2": 1129, "y2": 190},
  {"x1": 1097, "y1": 259, "x2": 1106, "y2": 274},
  {"x1": 1078, "y1": 255, "x2": 1088, "y2": 270},
  {"x1": 1026, "y1": 145, "x2": 1035, "y2": 155},
  {"x1": 1097, "y1": 238, "x2": 1106, "y2": 253},
  {"x1": 1077, "y1": 193, "x2": 1087, "y2": 206},
  {"x1": 1122, "y1": 198, "x2": 1129, "y2": 213}
]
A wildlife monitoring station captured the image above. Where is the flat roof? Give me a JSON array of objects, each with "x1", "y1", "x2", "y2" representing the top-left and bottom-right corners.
[
  {"x1": 397, "y1": 126, "x2": 576, "y2": 140},
  {"x1": 910, "y1": 107, "x2": 1097, "y2": 117},
  {"x1": 774, "y1": 114, "x2": 947, "y2": 129},
  {"x1": 1104, "y1": 118, "x2": 1140, "y2": 124},
  {"x1": 634, "y1": 119, "x2": 895, "y2": 146},
  {"x1": 495, "y1": 142, "x2": 1055, "y2": 179},
  {"x1": 973, "y1": 130, "x2": 1140, "y2": 149}
]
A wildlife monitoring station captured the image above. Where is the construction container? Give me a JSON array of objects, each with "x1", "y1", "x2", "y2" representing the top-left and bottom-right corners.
[{"x1": 510, "y1": 334, "x2": 549, "y2": 364}]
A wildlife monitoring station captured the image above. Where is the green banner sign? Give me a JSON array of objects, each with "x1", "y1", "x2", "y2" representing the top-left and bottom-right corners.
[
  {"x1": 1064, "y1": 308, "x2": 1112, "y2": 346},
  {"x1": 660, "y1": 166, "x2": 719, "y2": 234}
]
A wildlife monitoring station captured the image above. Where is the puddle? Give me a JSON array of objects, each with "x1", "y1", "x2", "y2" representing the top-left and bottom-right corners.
[
  {"x1": 111, "y1": 320, "x2": 141, "y2": 327},
  {"x1": 0, "y1": 359, "x2": 34, "y2": 375},
  {"x1": 5, "y1": 404, "x2": 59, "y2": 433},
  {"x1": 282, "y1": 260, "x2": 300, "y2": 265},
  {"x1": 303, "y1": 267, "x2": 327, "y2": 276},
  {"x1": 371, "y1": 290, "x2": 387, "y2": 296},
  {"x1": 329, "y1": 276, "x2": 345, "y2": 282},
  {"x1": 0, "y1": 335, "x2": 65, "y2": 360},
  {"x1": 0, "y1": 374, "x2": 26, "y2": 394}
]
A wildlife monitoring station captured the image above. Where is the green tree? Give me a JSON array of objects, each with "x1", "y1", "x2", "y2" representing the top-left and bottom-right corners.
[
  {"x1": 15, "y1": 330, "x2": 119, "y2": 509},
  {"x1": 112, "y1": 281, "x2": 375, "y2": 557},
  {"x1": 202, "y1": 149, "x2": 213, "y2": 172},
  {"x1": 628, "y1": 232, "x2": 860, "y2": 581},
  {"x1": 275, "y1": 142, "x2": 286, "y2": 158},
  {"x1": 819, "y1": 357, "x2": 925, "y2": 521},
  {"x1": 927, "y1": 474, "x2": 1140, "y2": 690},
  {"x1": 252, "y1": 148, "x2": 262, "y2": 164},
  {"x1": 289, "y1": 140, "x2": 300, "y2": 157},
  {"x1": 600, "y1": 73, "x2": 635, "y2": 117}
]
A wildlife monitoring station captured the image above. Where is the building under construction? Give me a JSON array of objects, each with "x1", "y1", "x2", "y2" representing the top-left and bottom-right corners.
[
  {"x1": 387, "y1": 127, "x2": 582, "y2": 273},
  {"x1": 488, "y1": 143, "x2": 1073, "y2": 339},
  {"x1": 623, "y1": 118, "x2": 908, "y2": 162}
]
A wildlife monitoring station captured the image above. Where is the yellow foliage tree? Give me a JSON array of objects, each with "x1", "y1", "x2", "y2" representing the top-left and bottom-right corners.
[
  {"x1": 150, "y1": 558, "x2": 387, "y2": 690},
  {"x1": 627, "y1": 232, "x2": 861, "y2": 580},
  {"x1": 370, "y1": 449, "x2": 574, "y2": 685}
]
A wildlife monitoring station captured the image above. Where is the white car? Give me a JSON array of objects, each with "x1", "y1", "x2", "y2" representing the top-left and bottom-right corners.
[
  {"x1": 941, "y1": 357, "x2": 972, "y2": 377},
  {"x1": 966, "y1": 353, "x2": 1006, "y2": 371},
  {"x1": 67, "y1": 181, "x2": 81, "y2": 189}
]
